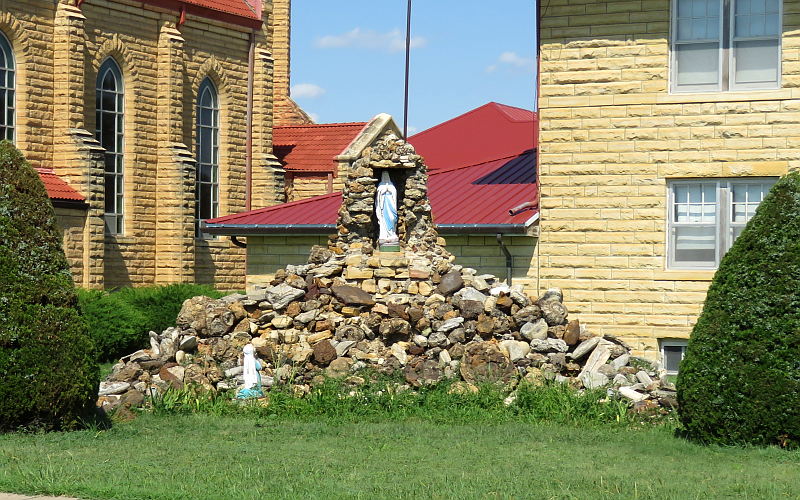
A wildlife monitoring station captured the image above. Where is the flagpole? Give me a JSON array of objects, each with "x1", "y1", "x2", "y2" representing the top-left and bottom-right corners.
[{"x1": 403, "y1": 0, "x2": 412, "y2": 138}]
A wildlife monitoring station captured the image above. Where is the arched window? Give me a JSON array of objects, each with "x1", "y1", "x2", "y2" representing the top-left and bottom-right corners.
[
  {"x1": 196, "y1": 78, "x2": 219, "y2": 236},
  {"x1": 95, "y1": 58, "x2": 124, "y2": 235},
  {"x1": 0, "y1": 31, "x2": 15, "y2": 142}
]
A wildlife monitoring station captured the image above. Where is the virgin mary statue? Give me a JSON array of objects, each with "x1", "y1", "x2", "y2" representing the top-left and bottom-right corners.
[{"x1": 375, "y1": 171, "x2": 399, "y2": 247}]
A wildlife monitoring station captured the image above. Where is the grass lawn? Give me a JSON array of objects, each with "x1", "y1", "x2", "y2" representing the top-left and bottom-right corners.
[{"x1": 1, "y1": 413, "x2": 799, "y2": 499}]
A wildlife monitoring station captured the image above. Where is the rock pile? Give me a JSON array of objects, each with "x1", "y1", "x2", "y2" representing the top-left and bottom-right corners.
[
  {"x1": 98, "y1": 265, "x2": 676, "y2": 412},
  {"x1": 97, "y1": 132, "x2": 677, "y2": 414}
]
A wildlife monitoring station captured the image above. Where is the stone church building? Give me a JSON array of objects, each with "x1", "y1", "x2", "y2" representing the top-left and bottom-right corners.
[{"x1": 4, "y1": 0, "x2": 307, "y2": 290}]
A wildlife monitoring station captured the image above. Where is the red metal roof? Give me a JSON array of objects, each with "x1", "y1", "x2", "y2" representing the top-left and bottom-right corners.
[
  {"x1": 206, "y1": 152, "x2": 537, "y2": 229},
  {"x1": 209, "y1": 192, "x2": 341, "y2": 226},
  {"x1": 139, "y1": 0, "x2": 261, "y2": 27},
  {"x1": 36, "y1": 168, "x2": 85, "y2": 202},
  {"x1": 408, "y1": 102, "x2": 537, "y2": 170},
  {"x1": 428, "y1": 152, "x2": 537, "y2": 225},
  {"x1": 274, "y1": 122, "x2": 368, "y2": 172},
  {"x1": 205, "y1": 102, "x2": 539, "y2": 233},
  {"x1": 184, "y1": 0, "x2": 259, "y2": 19}
]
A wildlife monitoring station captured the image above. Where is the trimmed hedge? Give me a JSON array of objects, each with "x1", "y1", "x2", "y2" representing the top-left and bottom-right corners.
[
  {"x1": 79, "y1": 284, "x2": 224, "y2": 361},
  {"x1": 677, "y1": 171, "x2": 800, "y2": 448},
  {"x1": 0, "y1": 142, "x2": 99, "y2": 432}
]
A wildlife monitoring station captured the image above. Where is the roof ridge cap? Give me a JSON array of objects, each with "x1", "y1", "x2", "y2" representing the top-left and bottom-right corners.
[{"x1": 275, "y1": 122, "x2": 368, "y2": 130}]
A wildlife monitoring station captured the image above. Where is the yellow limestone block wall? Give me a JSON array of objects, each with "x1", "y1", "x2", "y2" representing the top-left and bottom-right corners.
[
  {"x1": 442, "y1": 235, "x2": 538, "y2": 292},
  {"x1": 0, "y1": 0, "x2": 288, "y2": 291},
  {"x1": 247, "y1": 235, "x2": 331, "y2": 289},
  {"x1": 245, "y1": 234, "x2": 539, "y2": 292},
  {"x1": 538, "y1": 0, "x2": 800, "y2": 357}
]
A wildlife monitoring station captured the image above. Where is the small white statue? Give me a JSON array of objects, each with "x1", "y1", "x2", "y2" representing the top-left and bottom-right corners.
[
  {"x1": 236, "y1": 343, "x2": 263, "y2": 399},
  {"x1": 375, "y1": 171, "x2": 399, "y2": 246}
]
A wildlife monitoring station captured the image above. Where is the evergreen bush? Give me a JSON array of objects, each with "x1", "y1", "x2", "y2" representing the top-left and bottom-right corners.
[
  {"x1": 78, "y1": 284, "x2": 224, "y2": 362},
  {"x1": 115, "y1": 283, "x2": 224, "y2": 334},
  {"x1": 76, "y1": 289, "x2": 147, "y2": 361},
  {"x1": 677, "y1": 171, "x2": 800, "y2": 448},
  {"x1": 0, "y1": 143, "x2": 99, "y2": 432}
]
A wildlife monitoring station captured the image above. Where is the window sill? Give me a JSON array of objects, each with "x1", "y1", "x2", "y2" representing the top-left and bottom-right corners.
[{"x1": 653, "y1": 269, "x2": 716, "y2": 281}]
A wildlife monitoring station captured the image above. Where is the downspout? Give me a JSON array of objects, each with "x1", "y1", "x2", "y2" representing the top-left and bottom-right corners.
[
  {"x1": 230, "y1": 236, "x2": 247, "y2": 248},
  {"x1": 246, "y1": 29, "x2": 255, "y2": 211},
  {"x1": 496, "y1": 233, "x2": 513, "y2": 286}
]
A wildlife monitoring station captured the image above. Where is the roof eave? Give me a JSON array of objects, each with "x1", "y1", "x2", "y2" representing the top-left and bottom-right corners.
[
  {"x1": 436, "y1": 224, "x2": 529, "y2": 234},
  {"x1": 202, "y1": 222, "x2": 534, "y2": 236},
  {"x1": 51, "y1": 198, "x2": 89, "y2": 210},
  {"x1": 200, "y1": 223, "x2": 336, "y2": 235}
]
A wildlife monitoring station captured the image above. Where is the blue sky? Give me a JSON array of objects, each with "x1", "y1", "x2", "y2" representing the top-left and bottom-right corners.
[{"x1": 289, "y1": 1, "x2": 536, "y2": 134}]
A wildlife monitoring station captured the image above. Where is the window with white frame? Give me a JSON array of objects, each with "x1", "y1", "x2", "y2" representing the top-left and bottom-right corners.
[
  {"x1": 668, "y1": 178, "x2": 776, "y2": 268},
  {"x1": 196, "y1": 78, "x2": 219, "y2": 238},
  {"x1": 96, "y1": 58, "x2": 125, "y2": 235},
  {"x1": 0, "y1": 31, "x2": 15, "y2": 142},
  {"x1": 671, "y1": 0, "x2": 781, "y2": 92},
  {"x1": 660, "y1": 339, "x2": 688, "y2": 375}
]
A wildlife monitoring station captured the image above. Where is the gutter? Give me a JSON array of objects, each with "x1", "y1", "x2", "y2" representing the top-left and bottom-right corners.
[
  {"x1": 202, "y1": 222, "x2": 535, "y2": 236},
  {"x1": 51, "y1": 199, "x2": 89, "y2": 210},
  {"x1": 201, "y1": 222, "x2": 336, "y2": 235},
  {"x1": 436, "y1": 224, "x2": 527, "y2": 234}
]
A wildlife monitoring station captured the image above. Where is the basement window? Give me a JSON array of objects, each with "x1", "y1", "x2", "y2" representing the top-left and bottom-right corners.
[
  {"x1": 667, "y1": 178, "x2": 776, "y2": 269},
  {"x1": 671, "y1": 0, "x2": 782, "y2": 92},
  {"x1": 660, "y1": 339, "x2": 688, "y2": 375}
]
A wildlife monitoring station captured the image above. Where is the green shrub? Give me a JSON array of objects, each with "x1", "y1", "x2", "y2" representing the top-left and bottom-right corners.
[
  {"x1": 76, "y1": 289, "x2": 147, "y2": 361},
  {"x1": 115, "y1": 283, "x2": 224, "y2": 334},
  {"x1": 0, "y1": 142, "x2": 99, "y2": 432},
  {"x1": 78, "y1": 284, "x2": 224, "y2": 362},
  {"x1": 677, "y1": 171, "x2": 800, "y2": 448}
]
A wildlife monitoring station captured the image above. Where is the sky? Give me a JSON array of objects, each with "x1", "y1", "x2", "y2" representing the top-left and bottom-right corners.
[{"x1": 289, "y1": 0, "x2": 536, "y2": 135}]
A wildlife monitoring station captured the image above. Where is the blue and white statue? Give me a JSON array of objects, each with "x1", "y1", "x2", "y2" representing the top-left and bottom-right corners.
[
  {"x1": 236, "y1": 343, "x2": 264, "y2": 399},
  {"x1": 376, "y1": 171, "x2": 399, "y2": 247}
]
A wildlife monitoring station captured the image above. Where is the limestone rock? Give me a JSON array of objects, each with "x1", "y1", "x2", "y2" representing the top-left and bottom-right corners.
[
  {"x1": 404, "y1": 358, "x2": 443, "y2": 387},
  {"x1": 266, "y1": 283, "x2": 306, "y2": 310},
  {"x1": 563, "y1": 320, "x2": 580, "y2": 346},
  {"x1": 326, "y1": 357, "x2": 353, "y2": 378},
  {"x1": 460, "y1": 342, "x2": 515, "y2": 385},
  {"x1": 520, "y1": 319, "x2": 548, "y2": 341},
  {"x1": 179, "y1": 335, "x2": 198, "y2": 352},
  {"x1": 313, "y1": 340, "x2": 337, "y2": 365},
  {"x1": 98, "y1": 381, "x2": 131, "y2": 396},
  {"x1": 453, "y1": 287, "x2": 487, "y2": 307},
  {"x1": 571, "y1": 337, "x2": 601, "y2": 360},
  {"x1": 332, "y1": 285, "x2": 376, "y2": 306},
  {"x1": 529, "y1": 338, "x2": 568, "y2": 353},
  {"x1": 539, "y1": 288, "x2": 563, "y2": 303},
  {"x1": 500, "y1": 340, "x2": 531, "y2": 363},
  {"x1": 579, "y1": 371, "x2": 609, "y2": 389},
  {"x1": 436, "y1": 270, "x2": 464, "y2": 296},
  {"x1": 540, "y1": 300, "x2": 568, "y2": 326}
]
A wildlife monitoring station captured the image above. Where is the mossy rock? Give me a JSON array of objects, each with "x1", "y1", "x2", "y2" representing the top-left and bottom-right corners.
[
  {"x1": 0, "y1": 142, "x2": 99, "y2": 431},
  {"x1": 677, "y1": 171, "x2": 800, "y2": 448}
]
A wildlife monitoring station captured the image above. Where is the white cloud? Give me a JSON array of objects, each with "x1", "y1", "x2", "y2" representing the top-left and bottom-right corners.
[
  {"x1": 307, "y1": 112, "x2": 320, "y2": 123},
  {"x1": 316, "y1": 28, "x2": 427, "y2": 53},
  {"x1": 486, "y1": 51, "x2": 535, "y2": 73},
  {"x1": 291, "y1": 83, "x2": 326, "y2": 99},
  {"x1": 406, "y1": 125, "x2": 418, "y2": 135}
]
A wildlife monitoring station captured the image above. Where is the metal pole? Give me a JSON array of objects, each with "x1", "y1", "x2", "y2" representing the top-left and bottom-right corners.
[{"x1": 403, "y1": 0, "x2": 412, "y2": 138}]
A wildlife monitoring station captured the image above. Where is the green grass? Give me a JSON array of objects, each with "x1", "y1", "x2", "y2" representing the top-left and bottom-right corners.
[{"x1": 1, "y1": 413, "x2": 798, "y2": 499}]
